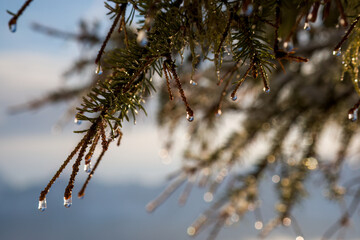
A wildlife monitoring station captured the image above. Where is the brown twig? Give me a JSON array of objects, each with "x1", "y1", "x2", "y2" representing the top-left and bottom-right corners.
[
  {"x1": 335, "y1": 0, "x2": 348, "y2": 27},
  {"x1": 334, "y1": 15, "x2": 360, "y2": 52},
  {"x1": 166, "y1": 56, "x2": 194, "y2": 119},
  {"x1": 95, "y1": 4, "x2": 125, "y2": 64},
  {"x1": 39, "y1": 132, "x2": 89, "y2": 201},
  {"x1": 230, "y1": 62, "x2": 254, "y2": 99},
  {"x1": 85, "y1": 133, "x2": 100, "y2": 163},
  {"x1": 64, "y1": 123, "x2": 98, "y2": 200},
  {"x1": 78, "y1": 140, "x2": 111, "y2": 198},
  {"x1": 8, "y1": 0, "x2": 34, "y2": 32},
  {"x1": 163, "y1": 62, "x2": 174, "y2": 100}
]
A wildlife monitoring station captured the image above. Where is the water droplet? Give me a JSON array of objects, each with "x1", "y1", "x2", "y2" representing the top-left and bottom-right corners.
[
  {"x1": 333, "y1": 48, "x2": 341, "y2": 56},
  {"x1": 283, "y1": 41, "x2": 294, "y2": 51},
  {"x1": 263, "y1": 86, "x2": 270, "y2": 93},
  {"x1": 296, "y1": 236, "x2": 304, "y2": 240},
  {"x1": 272, "y1": 175, "x2": 280, "y2": 183},
  {"x1": 303, "y1": 22, "x2": 311, "y2": 31},
  {"x1": 38, "y1": 199, "x2": 47, "y2": 212},
  {"x1": 189, "y1": 79, "x2": 198, "y2": 86},
  {"x1": 64, "y1": 196, "x2": 72, "y2": 208},
  {"x1": 187, "y1": 226, "x2": 196, "y2": 236},
  {"x1": 216, "y1": 70, "x2": 220, "y2": 81},
  {"x1": 231, "y1": 94, "x2": 237, "y2": 101},
  {"x1": 186, "y1": 111, "x2": 194, "y2": 122},
  {"x1": 95, "y1": 65, "x2": 103, "y2": 75},
  {"x1": 348, "y1": 109, "x2": 358, "y2": 122},
  {"x1": 216, "y1": 109, "x2": 222, "y2": 117},
  {"x1": 74, "y1": 117, "x2": 82, "y2": 125},
  {"x1": 84, "y1": 162, "x2": 92, "y2": 173},
  {"x1": 282, "y1": 217, "x2": 292, "y2": 226},
  {"x1": 245, "y1": 4, "x2": 253, "y2": 16},
  {"x1": 9, "y1": 22, "x2": 16, "y2": 33},
  {"x1": 254, "y1": 221, "x2": 263, "y2": 230},
  {"x1": 203, "y1": 192, "x2": 213, "y2": 202}
]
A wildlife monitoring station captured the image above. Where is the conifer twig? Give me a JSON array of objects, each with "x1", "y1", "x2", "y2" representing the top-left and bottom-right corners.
[
  {"x1": 95, "y1": 4, "x2": 124, "y2": 64},
  {"x1": 166, "y1": 56, "x2": 194, "y2": 119},
  {"x1": 64, "y1": 123, "x2": 98, "y2": 200},
  {"x1": 78, "y1": 140, "x2": 111, "y2": 198},
  {"x1": 334, "y1": 15, "x2": 360, "y2": 52},
  {"x1": 39, "y1": 132, "x2": 89, "y2": 201},
  {"x1": 7, "y1": 0, "x2": 34, "y2": 32}
]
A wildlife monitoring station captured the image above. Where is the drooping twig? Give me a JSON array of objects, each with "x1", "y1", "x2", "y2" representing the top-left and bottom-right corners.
[
  {"x1": 95, "y1": 4, "x2": 125, "y2": 64},
  {"x1": 7, "y1": 0, "x2": 34, "y2": 32},
  {"x1": 39, "y1": 132, "x2": 89, "y2": 201},
  {"x1": 64, "y1": 123, "x2": 98, "y2": 200},
  {"x1": 146, "y1": 173, "x2": 187, "y2": 212},
  {"x1": 322, "y1": 189, "x2": 360, "y2": 240},
  {"x1": 166, "y1": 56, "x2": 194, "y2": 119},
  {"x1": 163, "y1": 62, "x2": 174, "y2": 100},
  {"x1": 334, "y1": 15, "x2": 360, "y2": 52},
  {"x1": 85, "y1": 133, "x2": 100, "y2": 164},
  {"x1": 230, "y1": 62, "x2": 254, "y2": 99},
  {"x1": 334, "y1": 0, "x2": 348, "y2": 27},
  {"x1": 78, "y1": 140, "x2": 111, "y2": 198}
]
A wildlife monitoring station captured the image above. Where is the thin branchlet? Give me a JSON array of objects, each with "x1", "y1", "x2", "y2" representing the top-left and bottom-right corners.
[
  {"x1": 163, "y1": 62, "x2": 174, "y2": 100},
  {"x1": 39, "y1": 132, "x2": 89, "y2": 201},
  {"x1": 78, "y1": 140, "x2": 111, "y2": 198},
  {"x1": 64, "y1": 122, "x2": 98, "y2": 199},
  {"x1": 8, "y1": 0, "x2": 34, "y2": 31},
  {"x1": 334, "y1": 15, "x2": 360, "y2": 52},
  {"x1": 95, "y1": 4, "x2": 125, "y2": 64},
  {"x1": 166, "y1": 57, "x2": 194, "y2": 117},
  {"x1": 85, "y1": 133, "x2": 100, "y2": 163}
]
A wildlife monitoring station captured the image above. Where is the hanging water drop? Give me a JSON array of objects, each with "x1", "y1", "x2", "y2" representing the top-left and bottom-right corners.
[
  {"x1": 64, "y1": 196, "x2": 72, "y2": 208},
  {"x1": 263, "y1": 86, "x2": 270, "y2": 93},
  {"x1": 189, "y1": 79, "x2": 198, "y2": 86},
  {"x1": 186, "y1": 111, "x2": 194, "y2": 122},
  {"x1": 303, "y1": 22, "x2": 311, "y2": 31},
  {"x1": 333, "y1": 48, "x2": 341, "y2": 56},
  {"x1": 348, "y1": 109, "x2": 358, "y2": 122},
  {"x1": 9, "y1": 22, "x2": 17, "y2": 33},
  {"x1": 245, "y1": 4, "x2": 253, "y2": 16},
  {"x1": 231, "y1": 94, "x2": 237, "y2": 101},
  {"x1": 216, "y1": 109, "x2": 222, "y2": 117},
  {"x1": 216, "y1": 70, "x2": 220, "y2": 81},
  {"x1": 38, "y1": 198, "x2": 47, "y2": 212},
  {"x1": 95, "y1": 64, "x2": 103, "y2": 75},
  {"x1": 283, "y1": 41, "x2": 294, "y2": 51},
  {"x1": 84, "y1": 162, "x2": 92, "y2": 173},
  {"x1": 74, "y1": 117, "x2": 82, "y2": 125}
]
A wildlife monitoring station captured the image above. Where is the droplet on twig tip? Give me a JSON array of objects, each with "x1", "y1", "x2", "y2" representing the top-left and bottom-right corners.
[
  {"x1": 64, "y1": 196, "x2": 72, "y2": 208},
  {"x1": 95, "y1": 64, "x2": 103, "y2": 75},
  {"x1": 333, "y1": 48, "x2": 341, "y2": 56},
  {"x1": 186, "y1": 111, "x2": 194, "y2": 122},
  {"x1": 9, "y1": 22, "x2": 16, "y2": 33},
  {"x1": 84, "y1": 162, "x2": 92, "y2": 173},
  {"x1": 38, "y1": 198, "x2": 47, "y2": 212}
]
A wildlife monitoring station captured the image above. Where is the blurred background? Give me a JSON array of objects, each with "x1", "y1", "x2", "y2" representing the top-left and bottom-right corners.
[{"x1": 0, "y1": 1, "x2": 360, "y2": 240}]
